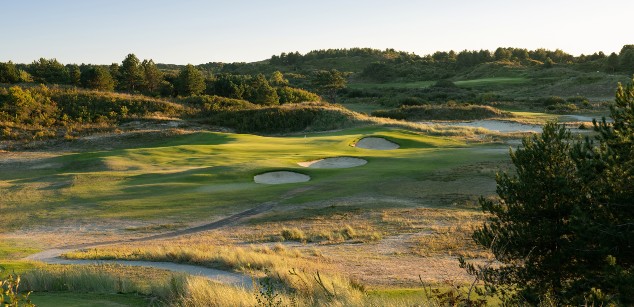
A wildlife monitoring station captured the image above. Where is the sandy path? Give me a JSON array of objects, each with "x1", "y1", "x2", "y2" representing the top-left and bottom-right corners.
[
  {"x1": 24, "y1": 188, "x2": 314, "y2": 287},
  {"x1": 29, "y1": 254, "x2": 252, "y2": 289}
]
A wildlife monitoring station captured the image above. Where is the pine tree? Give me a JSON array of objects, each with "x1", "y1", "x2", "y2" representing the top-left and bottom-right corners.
[
  {"x1": 269, "y1": 71, "x2": 288, "y2": 87},
  {"x1": 605, "y1": 52, "x2": 620, "y2": 73},
  {"x1": 571, "y1": 78, "x2": 634, "y2": 304},
  {"x1": 0, "y1": 61, "x2": 21, "y2": 83},
  {"x1": 177, "y1": 64, "x2": 205, "y2": 96},
  {"x1": 466, "y1": 78, "x2": 634, "y2": 305},
  {"x1": 247, "y1": 74, "x2": 279, "y2": 105},
  {"x1": 67, "y1": 64, "x2": 81, "y2": 86},
  {"x1": 81, "y1": 66, "x2": 115, "y2": 91},
  {"x1": 119, "y1": 53, "x2": 143, "y2": 92},
  {"x1": 311, "y1": 69, "x2": 346, "y2": 103},
  {"x1": 140, "y1": 59, "x2": 163, "y2": 95}
]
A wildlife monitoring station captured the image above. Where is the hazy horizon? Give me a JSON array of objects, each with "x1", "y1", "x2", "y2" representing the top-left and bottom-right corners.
[{"x1": 2, "y1": 0, "x2": 632, "y2": 65}]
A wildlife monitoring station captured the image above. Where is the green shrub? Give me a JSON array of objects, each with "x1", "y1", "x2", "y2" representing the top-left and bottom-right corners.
[
  {"x1": 276, "y1": 86, "x2": 321, "y2": 104},
  {"x1": 202, "y1": 102, "x2": 362, "y2": 133},
  {"x1": 546, "y1": 103, "x2": 578, "y2": 113},
  {"x1": 534, "y1": 96, "x2": 567, "y2": 106},
  {"x1": 566, "y1": 95, "x2": 589, "y2": 104}
]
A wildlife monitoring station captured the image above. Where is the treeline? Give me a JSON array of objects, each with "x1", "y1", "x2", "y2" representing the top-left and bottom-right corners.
[
  {"x1": 0, "y1": 54, "x2": 326, "y2": 106},
  {"x1": 270, "y1": 48, "x2": 419, "y2": 65},
  {"x1": 359, "y1": 45, "x2": 634, "y2": 82},
  {"x1": 266, "y1": 45, "x2": 634, "y2": 69}
]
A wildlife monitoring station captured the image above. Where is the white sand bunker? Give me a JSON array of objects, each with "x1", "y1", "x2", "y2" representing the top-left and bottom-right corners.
[
  {"x1": 254, "y1": 171, "x2": 311, "y2": 184},
  {"x1": 355, "y1": 137, "x2": 399, "y2": 150},
  {"x1": 298, "y1": 157, "x2": 367, "y2": 169}
]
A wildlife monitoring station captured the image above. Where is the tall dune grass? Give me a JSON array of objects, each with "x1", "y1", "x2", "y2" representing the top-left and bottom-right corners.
[{"x1": 63, "y1": 244, "x2": 367, "y2": 305}]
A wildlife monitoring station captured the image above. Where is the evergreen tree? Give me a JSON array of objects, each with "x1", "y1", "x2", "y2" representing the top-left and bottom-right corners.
[
  {"x1": 140, "y1": 59, "x2": 163, "y2": 95},
  {"x1": 119, "y1": 53, "x2": 143, "y2": 92},
  {"x1": 67, "y1": 64, "x2": 81, "y2": 86},
  {"x1": 619, "y1": 49, "x2": 634, "y2": 74},
  {"x1": 311, "y1": 69, "x2": 346, "y2": 103},
  {"x1": 0, "y1": 62, "x2": 21, "y2": 83},
  {"x1": 109, "y1": 63, "x2": 120, "y2": 88},
  {"x1": 494, "y1": 48, "x2": 512, "y2": 61},
  {"x1": 177, "y1": 64, "x2": 205, "y2": 96},
  {"x1": 80, "y1": 66, "x2": 115, "y2": 91},
  {"x1": 246, "y1": 74, "x2": 279, "y2": 105},
  {"x1": 605, "y1": 52, "x2": 620, "y2": 73},
  {"x1": 465, "y1": 78, "x2": 634, "y2": 305},
  {"x1": 269, "y1": 71, "x2": 288, "y2": 87},
  {"x1": 543, "y1": 57, "x2": 554, "y2": 68},
  {"x1": 28, "y1": 58, "x2": 69, "y2": 84},
  {"x1": 571, "y1": 78, "x2": 634, "y2": 304}
]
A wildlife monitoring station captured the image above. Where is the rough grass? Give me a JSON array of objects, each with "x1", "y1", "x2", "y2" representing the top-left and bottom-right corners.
[
  {"x1": 63, "y1": 244, "x2": 306, "y2": 272},
  {"x1": 348, "y1": 81, "x2": 435, "y2": 90},
  {"x1": 278, "y1": 225, "x2": 382, "y2": 244},
  {"x1": 57, "y1": 244, "x2": 367, "y2": 306},
  {"x1": 347, "y1": 78, "x2": 528, "y2": 90},
  {"x1": 454, "y1": 77, "x2": 529, "y2": 87},
  {"x1": 372, "y1": 104, "x2": 512, "y2": 121}
]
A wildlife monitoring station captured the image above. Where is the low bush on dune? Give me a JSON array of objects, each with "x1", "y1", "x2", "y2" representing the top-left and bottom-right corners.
[
  {"x1": 371, "y1": 104, "x2": 511, "y2": 121},
  {"x1": 0, "y1": 85, "x2": 185, "y2": 141}
]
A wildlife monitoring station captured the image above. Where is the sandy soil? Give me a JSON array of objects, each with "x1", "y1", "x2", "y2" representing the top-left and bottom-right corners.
[
  {"x1": 253, "y1": 171, "x2": 310, "y2": 184},
  {"x1": 355, "y1": 137, "x2": 400, "y2": 150},
  {"x1": 297, "y1": 157, "x2": 367, "y2": 169}
]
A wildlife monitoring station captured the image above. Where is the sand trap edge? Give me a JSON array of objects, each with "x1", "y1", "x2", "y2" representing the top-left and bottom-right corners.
[
  {"x1": 253, "y1": 171, "x2": 311, "y2": 184},
  {"x1": 297, "y1": 157, "x2": 368, "y2": 169}
]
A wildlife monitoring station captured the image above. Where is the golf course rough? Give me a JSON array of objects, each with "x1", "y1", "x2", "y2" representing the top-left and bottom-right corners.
[
  {"x1": 355, "y1": 137, "x2": 400, "y2": 150},
  {"x1": 297, "y1": 157, "x2": 367, "y2": 169},
  {"x1": 254, "y1": 171, "x2": 311, "y2": 184}
]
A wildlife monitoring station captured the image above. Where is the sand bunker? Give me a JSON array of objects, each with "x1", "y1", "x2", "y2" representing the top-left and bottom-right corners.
[
  {"x1": 254, "y1": 171, "x2": 310, "y2": 184},
  {"x1": 355, "y1": 137, "x2": 399, "y2": 150},
  {"x1": 298, "y1": 157, "x2": 367, "y2": 169}
]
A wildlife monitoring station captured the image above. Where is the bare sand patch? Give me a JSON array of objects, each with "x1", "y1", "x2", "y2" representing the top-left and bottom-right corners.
[
  {"x1": 298, "y1": 157, "x2": 367, "y2": 169},
  {"x1": 355, "y1": 137, "x2": 399, "y2": 150},
  {"x1": 254, "y1": 171, "x2": 310, "y2": 184}
]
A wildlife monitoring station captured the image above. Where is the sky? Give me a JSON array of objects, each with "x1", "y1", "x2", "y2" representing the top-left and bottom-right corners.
[{"x1": 2, "y1": 0, "x2": 632, "y2": 65}]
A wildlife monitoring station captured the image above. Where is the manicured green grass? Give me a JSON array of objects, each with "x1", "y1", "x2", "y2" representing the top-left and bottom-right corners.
[
  {"x1": 455, "y1": 77, "x2": 529, "y2": 87},
  {"x1": 348, "y1": 81, "x2": 435, "y2": 89},
  {"x1": 347, "y1": 78, "x2": 528, "y2": 90},
  {"x1": 29, "y1": 292, "x2": 150, "y2": 307},
  {"x1": 0, "y1": 126, "x2": 508, "y2": 230}
]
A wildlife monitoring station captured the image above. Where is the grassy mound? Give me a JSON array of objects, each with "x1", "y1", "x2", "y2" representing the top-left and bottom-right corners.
[
  {"x1": 372, "y1": 104, "x2": 511, "y2": 121},
  {"x1": 201, "y1": 101, "x2": 368, "y2": 133},
  {"x1": 0, "y1": 85, "x2": 185, "y2": 141}
]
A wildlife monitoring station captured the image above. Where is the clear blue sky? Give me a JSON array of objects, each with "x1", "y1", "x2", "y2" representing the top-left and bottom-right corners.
[{"x1": 2, "y1": 0, "x2": 632, "y2": 65}]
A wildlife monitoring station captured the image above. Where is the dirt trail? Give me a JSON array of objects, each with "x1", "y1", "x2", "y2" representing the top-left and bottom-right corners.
[{"x1": 25, "y1": 187, "x2": 314, "y2": 286}]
